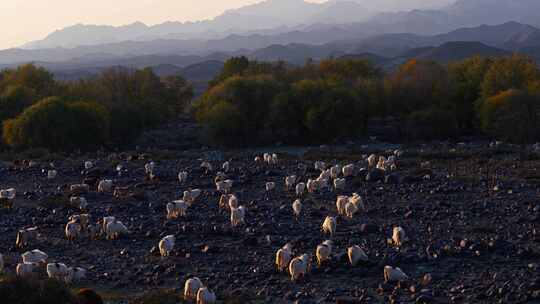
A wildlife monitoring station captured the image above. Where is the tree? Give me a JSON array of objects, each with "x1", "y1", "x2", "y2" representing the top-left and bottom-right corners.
[{"x1": 481, "y1": 54, "x2": 540, "y2": 99}]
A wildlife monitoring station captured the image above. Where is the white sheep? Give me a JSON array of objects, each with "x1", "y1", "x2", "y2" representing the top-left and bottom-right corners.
[
  {"x1": 98, "y1": 179, "x2": 113, "y2": 193},
  {"x1": 336, "y1": 196, "x2": 349, "y2": 216},
  {"x1": 0, "y1": 188, "x2": 16, "y2": 199},
  {"x1": 265, "y1": 182, "x2": 276, "y2": 192},
  {"x1": 349, "y1": 193, "x2": 364, "y2": 211},
  {"x1": 275, "y1": 243, "x2": 293, "y2": 272},
  {"x1": 66, "y1": 267, "x2": 87, "y2": 283},
  {"x1": 196, "y1": 287, "x2": 217, "y2": 304},
  {"x1": 70, "y1": 184, "x2": 89, "y2": 194},
  {"x1": 159, "y1": 235, "x2": 175, "y2": 257},
  {"x1": 384, "y1": 266, "x2": 409, "y2": 282},
  {"x1": 200, "y1": 161, "x2": 213, "y2": 173},
  {"x1": 345, "y1": 201, "x2": 359, "y2": 219},
  {"x1": 105, "y1": 220, "x2": 128, "y2": 240},
  {"x1": 167, "y1": 200, "x2": 188, "y2": 219},
  {"x1": 145, "y1": 161, "x2": 155, "y2": 175},
  {"x1": 70, "y1": 196, "x2": 88, "y2": 210},
  {"x1": 285, "y1": 175, "x2": 297, "y2": 190},
  {"x1": 16, "y1": 227, "x2": 38, "y2": 248},
  {"x1": 65, "y1": 220, "x2": 81, "y2": 241},
  {"x1": 47, "y1": 170, "x2": 58, "y2": 179},
  {"x1": 263, "y1": 153, "x2": 271, "y2": 163},
  {"x1": 314, "y1": 161, "x2": 326, "y2": 171},
  {"x1": 316, "y1": 240, "x2": 333, "y2": 266},
  {"x1": 228, "y1": 195, "x2": 239, "y2": 210},
  {"x1": 270, "y1": 153, "x2": 279, "y2": 165},
  {"x1": 230, "y1": 206, "x2": 246, "y2": 227},
  {"x1": 316, "y1": 176, "x2": 329, "y2": 191},
  {"x1": 101, "y1": 216, "x2": 116, "y2": 234},
  {"x1": 289, "y1": 254, "x2": 311, "y2": 282},
  {"x1": 330, "y1": 165, "x2": 341, "y2": 179},
  {"x1": 319, "y1": 169, "x2": 332, "y2": 181},
  {"x1": 16, "y1": 262, "x2": 38, "y2": 278},
  {"x1": 367, "y1": 154, "x2": 377, "y2": 168},
  {"x1": 215, "y1": 179, "x2": 233, "y2": 193},
  {"x1": 322, "y1": 216, "x2": 336, "y2": 236},
  {"x1": 292, "y1": 199, "x2": 302, "y2": 218},
  {"x1": 178, "y1": 171, "x2": 188, "y2": 184},
  {"x1": 392, "y1": 226, "x2": 406, "y2": 247},
  {"x1": 47, "y1": 262, "x2": 69, "y2": 281},
  {"x1": 295, "y1": 183, "x2": 306, "y2": 197},
  {"x1": 84, "y1": 161, "x2": 94, "y2": 170},
  {"x1": 183, "y1": 189, "x2": 202, "y2": 204},
  {"x1": 348, "y1": 245, "x2": 368, "y2": 266},
  {"x1": 184, "y1": 277, "x2": 203, "y2": 300},
  {"x1": 342, "y1": 164, "x2": 355, "y2": 177},
  {"x1": 21, "y1": 249, "x2": 48, "y2": 264},
  {"x1": 69, "y1": 214, "x2": 90, "y2": 231},
  {"x1": 254, "y1": 156, "x2": 263, "y2": 163},
  {"x1": 333, "y1": 178, "x2": 346, "y2": 191},
  {"x1": 307, "y1": 179, "x2": 319, "y2": 193},
  {"x1": 222, "y1": 161, "x2": 230, "y2": 172}
]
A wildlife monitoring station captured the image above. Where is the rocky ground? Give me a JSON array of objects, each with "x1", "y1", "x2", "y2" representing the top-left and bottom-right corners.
[{"x1": 0, "y1": 141, "x2": 539, "y2": 303}]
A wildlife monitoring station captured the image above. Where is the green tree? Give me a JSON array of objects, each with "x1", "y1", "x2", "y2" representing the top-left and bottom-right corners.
[{"x1": 481, "y1": 54, "x2": 540, "y2": 99}]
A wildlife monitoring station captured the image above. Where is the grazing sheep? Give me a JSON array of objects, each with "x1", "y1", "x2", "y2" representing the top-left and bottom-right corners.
[
  {"x1": 289, "y1": 254, "x2": 311, "y2": 282},
  {"x1": 70, "y1": 197, "x2": 88, "y2": 210},
  {"x1": 47, "y1": 170, "x2": 58, "y2": 179},
  {"x1": 47, "y1": 262, "x2": 69, "y2": 281},
  {"x1": 97, "y1": 180, "x2": 113, "y2": 193},
  {"x1": 178, "y1": 171, "x2": 188, "y2": 184},
  {"x1": 228, "y1": 195, "x2": 239, "y2": 210},
  {"x1": 0, "y1": 188, "x2": 16, "y2": 199},
  {"x1": 184, "y1": 277, "x2": 203, "y2": 300},
  {"x1": 384, "y1": 266, "x2": 409, "y2": 283},
  {"x1": 159, "y1": 235, "x2": 175, "y2": 257},
  {"x1": 200, "y1": 161, "x2": 213, "y2": 173},
  {"x1": 263, "y1": 153, "x2": 271, "y2": 163},
  {"x1": 336, "y1": 196, "x2": 349, "y2": 216},
  {"x1": 183, "y1": 189, "x2": 202, "y2": 204},
  {"x1": 70, "y1": 184, "x2": 90, "y2": 194},
  {"x1": 367, "y1": 154, "x2": 377, "y2": 168},
  {"x1": 167, "y1": 200, "x2": 188, "y2": 219},
  {"x1": 101, "y1": 216, "x2": 116, "y2": 233},
  {"x1": 230, "y1": 206, "x2": 246, "y2": 227},
  {"x1": 316, "y1": 240, "x2": 333, "y2": 266},
  {"x1": 285, "y1": 175, "x2": 297, "y2": 190},
  {"x1": 16, "y1": 227, "x2": 38, "y2": 248},
  {"x1": 342, "y1": 164, "x2": 355, "y2": 177},
  {"x1": 84, "y1": 161, "x2": 94, "y2": 170},
  {"x1": 69, "y1": 214, "x2": 90, "y2": 231},
  {"x1": 322, "y1": 216, "x2": 336, "y2": 236},
  {"x1": 66, "y1": 267, "x2": 87, "y2": 283},
  {"x1": 265, "y1": 182, "x2": 276, "y2": 192},
  {"x1": 344, "y1": 201, "x2": 359, "y2": 219},
  {"x1": 292, "y1": 199, "x2": 302, "y2": 218},
  {"x1": 314, "y1": 161, "x2": 326, "y2": 171},
  {"x1": 275, "y1": 243, "x2": 293, "y2": 272},
  {"x1": 21, "y1": 249, "x2": 48, "y2": 264},
  {"x1": 105, "y1": 220, "x2": 128, "y2": 240},
  {"x1": 16, "y1": 262, "x2": 38, "y2": 278},
  {"x1": 270, "y1": 154, "x2": 279, "y2": 165},
  {"x1": 333, "y1": 178, "x2": 346, "y2": 191},
  {"x1": 296, "y1": 183, "x2": 306, "y2": 197},
  {"x1": 349, "y1": 193, "x2": 364, "y2": 211},
  {"x1": 392, "y1": 227, "x2": 406, "y2": 247},
  {"x1": 330, "y1": 165, "x2": 342, "y2": 179},
  {"x1": 65, "y1": 220, "x2": 82, "y2": 241},
  {"x1": 307, "y1": 179, "x2": 319, "y2": 193},
  {"x1": 348, "y1": 245, "x2": 368, "y2": 266},
  {"x1": 216, "y1": 179, "x2": 233, "y2": 193},
  {"x1": 196, "y1": 287, "x2": 217, "y2": 304},
  {"x1": 222, "y1": 161, "x2": 230, "y2": 172}
]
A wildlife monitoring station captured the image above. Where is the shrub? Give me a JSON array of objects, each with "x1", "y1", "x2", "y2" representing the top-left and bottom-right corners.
[
  {"x1": 0, "y1": 276, "x2": 76, "y2": 304},
  {"x1": 406, "y1": 107, "x2": 458, "y2": 140}
]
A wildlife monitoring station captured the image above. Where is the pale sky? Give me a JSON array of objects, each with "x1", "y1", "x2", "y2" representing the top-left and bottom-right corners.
[{"x1": 0, "y1": 0, "x2": 450, "y2": 50}]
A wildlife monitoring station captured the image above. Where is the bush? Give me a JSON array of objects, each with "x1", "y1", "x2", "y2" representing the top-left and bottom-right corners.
[
  {"x1": 3, "y1": 97, "x2": 110, "y2": 150},
  {"x1": 406, "y1": 107, "x2": 458, "y2": 140},
  {"x1": 0, "y1": 276, "x2": 76, "y2": 304}
]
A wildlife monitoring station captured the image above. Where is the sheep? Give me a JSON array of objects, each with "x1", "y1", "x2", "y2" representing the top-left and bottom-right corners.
[
  {"x1": 345, "y1": 201, "x2": 359, "y2": 219},
  {"x1": 0, "y1": 253, "x2": 3, "y2": 273},
  {"x1": 66, "y1": 267, "x2": 87, "y2": 283},
  {"x1": 145, "y1": 162, "x2": 155, "y2": 175},
  {"x1": 384, "y1": 266, "x2": 409, "y2": 283},
  {"x1": 322, "y1": 216, "x2": 336, "y2": 236},
  {"x1": 101, "y1": 216, "x2": 116, "y2": 234},
  {"x1": 218, "y1": 194, "x2": 230, "y2": 209},
  {"x1": 265, "y1": 182, "x2": 276, "y2": 192},
  {"x1": 285, "y1": 175, "x2": 297, "y2": 190},
  {"x1": 0, "y1": 188, "x2": 16, "y2": 199},
  {"x1": 16, "y1": 227, "x2": 38, "y2": 248},
  {"x1": 69, "y1": 214, "x2": 90, "y2": 231},
  {"x1": 314, "y1": 161, "x2": 326, "y2": 171},
  {"x1": 196, "y1": 287, "x2": 217, "y2": 304},
  {"x1": 65, "y1": 220, "x2": 82, "y2": 241},
  {"x1": 376, "y1": 156, "x2": 387, "y2": 171},
  {"x1": 333, "y1": 178, "x2": 346, "y2": 191},
  {"x1": 178, "y1": 171, "x2": 188, "y2": 184},
  {"x1": 230, "y1": 206, "x2": 246, "y2": 227},
  {"x1": 47, "y1": 170, "x2": 58, "y2": 179},
  {"x1": 70, "y1": 184, "x2": 89, "y2": 194},
  {"x1": 316, "y1": 240, "x2": 333, "y2": 266},
  {"x1": 47, "y1": 262, "x2": 69, "y2": 281},
  {"x1": 263, "y1": 153, "x2": 271, "y2": 163},
  {"x1": 183, "y1": 189, "x2": 202, "y2": 205},
  {"x1": 97, "y1": 180, "x2": 113, "y2": 193},
  {"x1": 295, "y1": 183, "x2": 306, "y2": 197},
  {"x1": 184, "y1": 277, "x2": 203, "y2": 300},
  {"x1": 254, "y1": 156, "x2": 263, "y2": 163},
  {"x1": 392, "y1": 226, "x2": 406, "y2": 247},
  {"x1": 330, "y1": 164, "x2": 342, "y2": 179},
  {"x1": 159, "y1": 235, "x2": 175, "y2": 257},
  {"x1": 342, "y1": 164, "x2": 355, "y2": 177},
  {"x1": 87, "y1": 224, "x2": 99, "y2": 240},
  {"x1": 16, "y1": 262, "x2": 38, "y2": 278},
  {"x1": 70, "y1": 196, "x2": 88, "y2": 210},
  {"x1": 228, "y1": 195, "x2": 239, "y2": 210},
  {"x1": 348, "y1": 245, "x2": 368, "y2": 266},
  {"x1": 307, "y1": 179, "x2": 319, "y2": 193},
  {"x1": 84, "y1": 161, "x2": 94, "y2": 170},
  {"x1": 222, "y1": 161, "x2": 230, "y2": 172},
  {"x1": 336, "y1": 196, "x2": 349, "y2": 216},
  {"x1": 367, "y1": 154, "x2": 377, "y2": 168},
  {"x1": 21, "y1": 249, "x2": 48, "y2": 264},
  {"x1": 319, "y1": 169, "x2": 332, "y2": 181},
  {"x1": 394, "y1": 149, "x2": 404, "y2": 157},
  {"x1": 216, "y1": 179, "x2": 233, "y2": 193},
  {"x1": 292, "y1": 199, "x2": 302, "y2": 218},
  {"x1": 167, "y1": 200, "x2": 188, "y2": 219},
  {"x1": 349, "y1": 193, "x2": 364, "y2": 211},
  {"x1": 289, "y1": 254, "x2": 311, "y2": 282},
  {"x1": 269, "y1": 153, "x2": 279, "y2": 165},
  {"x1": 105, "y1": 220, "x2": 129, "y2": 240},
  {"x1": 275, "y1": 243, "x2": 293, "y2": 272},
  {"x1": 200, "y1": 161, "x2": 213, "y2": 173}
]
